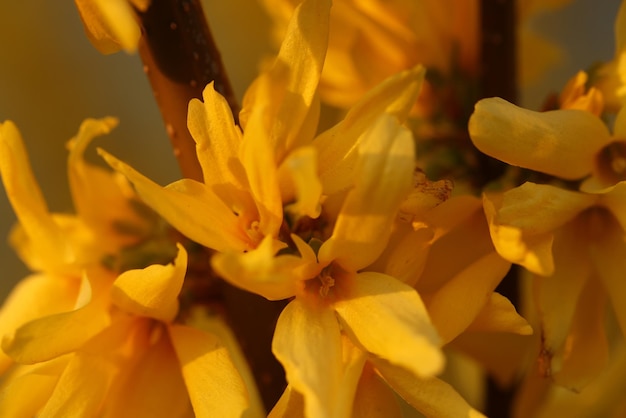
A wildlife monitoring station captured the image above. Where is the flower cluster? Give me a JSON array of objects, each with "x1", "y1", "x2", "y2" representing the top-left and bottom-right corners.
[{"x1": 0, "y1": 0, "x2": 624, "y2": 417}]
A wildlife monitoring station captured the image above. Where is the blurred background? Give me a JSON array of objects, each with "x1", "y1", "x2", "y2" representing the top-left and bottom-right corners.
[{"x1": 0, "y1": 0, "x2": 621, "y2": 299}]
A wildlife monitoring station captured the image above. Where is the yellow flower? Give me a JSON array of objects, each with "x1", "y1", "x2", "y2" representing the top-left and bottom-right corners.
[
  {"x1": 100, "y1": 0, "x2": 425, "y2": 299},
  {"x1": 1, "y1": 245, "x2": 261, "y2": 417},
  {"x1": 219, "y1": 113, "x2": 446, "y2": 418},
  {"x1": 469, "y1": 98, "x2": 626, "y2": 391},
  {"x1": 0, "y1": 118, "x2": 148, "y2": 372},
  {"x1": 0, "y1": 119, "x2": 261, "y2": 416},
  {"x1": 74, "y1": 0, "x2": 150, "y2": 53}
]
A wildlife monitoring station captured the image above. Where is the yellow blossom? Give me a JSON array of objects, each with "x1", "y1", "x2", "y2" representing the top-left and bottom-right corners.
[
  {"x1": 0, "y1": 117, "x2": 149, "y2": 373},
  {"x1": 0, "y1": 119, "x2": 261, "y2": 416},
  {"x1": 1, "y1": 245, "x2": 262, "y2": 417},
  {"x1": 469, "y1": 97, "x2": 626, "y2": 391}
]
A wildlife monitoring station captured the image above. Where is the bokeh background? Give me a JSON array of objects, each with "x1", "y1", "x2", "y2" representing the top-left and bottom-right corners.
[{"x1": 0, "y1": 0, "x2": 621, "y2": 299}]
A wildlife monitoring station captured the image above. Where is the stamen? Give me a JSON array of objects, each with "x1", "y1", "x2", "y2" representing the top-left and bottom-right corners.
[
  {"x1": 247, "y1": 220, "x2": 264, "y2": 243},
  {"x1": 318, "y1": 272, "x2": 335, "y2": 298}
]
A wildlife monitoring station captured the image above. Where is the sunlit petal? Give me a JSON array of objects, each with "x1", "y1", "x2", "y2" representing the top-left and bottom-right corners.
[
  {"x1": 99, "y1": 149, "x2": 247, "y2": 252},
  {"x1": 188, "y1": 82, "x2": 246, "y2": 190},
  {"x1": 104, "y1": 328, "x2": 192, "y2": 418},
  {"x1": 212, "y1": 234, "x2": 319, "y2": 301},
  {"x1": 536, "y1": 218, "x2": 591, "y2": 373},
  {"x1": 334, "y1": 272, "x2": 443, "y2": 378},
  {"x1": 483, "y1": 183, "x2": 596, "y2": 275},
  {"x1": 0, "y1": 121, "x2": 73, "y2": 270},
  {"x1": 169, "y1": 324, "x2": 249, "y2": 418},
  {"x1": 373, "y1": 358, "x2": 486, "y2": 418},
  {"x1": 111, "y1": 243, "x2": 187, "y2": 322},
  {"x1": 319, "y1": 114, "x2": 414, "y2": 271},
  {"x1": 425, "y1": 252, "x2": 511, "y2": 344},
  {"x1": 465, "y1": 292, "x2": 533, "y2": 335},
  {"x1": 39, "y1": 352, "x2": 115, "y2": 417},
  {"x1": 268, "y1": 386, "x2": 305, "y2": 418},
  {"x1": 315, "y1": 65, "x2": 425, "y2": 194},
  {"x1": 552, "y1": 276, "x2": 608, "y2": 392},
  {"x1": 3, "y1": 275, "x2": 110, "y2": 364},
  {"x1": 272, "y1": 299, "x2": 342, "y2": 418},
  {"x1": 280, "y1": 146, "x2": 323, "y2": 219},
  {"x1": 352, "y1": 363, "x2": 403, "y2": 418},
  {"x1": 469, "y1": 98, "x2": 612, "y2": 179},
  {"x1": 0, "y1": 274, "x2": 80, "y2": 372}
]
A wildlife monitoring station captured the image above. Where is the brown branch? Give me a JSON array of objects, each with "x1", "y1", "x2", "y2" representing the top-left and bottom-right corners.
[
  {"x1": 480, "y1": 3, "x2": 520, "y2": 417},
  {"x1": 480, "y1": 0, "x2": 517, "y2": 103},
  {"x1": 136, "y1": 0, "x2": 239, "y2": 181}
]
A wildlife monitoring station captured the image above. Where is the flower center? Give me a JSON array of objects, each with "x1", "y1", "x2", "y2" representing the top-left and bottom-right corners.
[
  {"x1": 318, "y1": 270, "x2": 335, "y2": 298},
  {"x1": 595, "y1": 140, "x2": 626, "y2": 185},
  {"x1": 246, "y1": 220, "x2": 264, "y2": 245}
]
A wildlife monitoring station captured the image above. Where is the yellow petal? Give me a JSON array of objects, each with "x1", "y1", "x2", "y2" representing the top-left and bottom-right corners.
[
  {"x1": 558, "y1": 71, "x2": 603, "y2": 115},
  {"x1": 599, "y1": 181, "x2": 626, "y2": 231},
  {"x1": 188, "y1": 82, "x2": 247, "y2": 191},
  {"x1": 425, "y1": 252, "x2": 512, "y2": 344},
  {"x1": 417, "y1": 197, "x2": 498, "y2": 291},
  {"x1": 483, "y1": 183, "x2": 596, "y2": 276},
  {"x1": 272, "y1": 299, "x2": 342, "y2": 418},
  {"x1": 280, "y1": 146, "x2": 323, "y2": 219},
  {"x1": 368, "y1": 223, "x2": 434, "y2": 287},
  {"x1": 104, "y1": 328, "x2": 192, "y2": 418},
  {"x1": 551, "y1": 276, "x2": 608, "y2": 392},
  {"x1": 589, "y1": 214, "x2": 626, "y2": 338},
  {"x1": 469, "y1": 98, "x2": 612, "y2": 179},
  {"x1": 269, "y1": 386, "x2": 306, "y2": 418},
  {"x1": 212, "y1": 234, "x2": 319, "y2": 301},
  {"x1": 336, "y1": 335, "x2": 368, "y2": 418},
  {"x1": 373, "y1": 358, "x2": 486, "y2": 418},
  {"x1": 39, "y1": 352, "x2": 115, "y2": 417},
  {"x1": 465, "y1": 292, "x2": 533, "y2": 335},
  {"x1": 183, "y1": 306, "x2": 265, "y2": 418},
  {"x1": 334, "y1": 272, "x2": 443, "y2": 378},
  {"x1": 273, "y1": 0, "x2": 330, "y2": 155},
  {"x1": 66, "y1": 118, "x2": 134, "y2": 238},
  {"x1": 243, "y1": 0, "x2": 330, "y2": 158},
  {"x1": 319, "y1": 114, "x2": 414, "y2": 271},
  {"x1": 315, "y1": 65, "x2": 425, "y2": 195},
  {"x1": 99, "y1": 149, "x2": 248, "y2": 252},
  {"x1": 111, "y1": 243, "x2": 187, "y2": 322},
  {"x1": 613, "y1": 105, "x2": 626, "y2": 140},
  {"x1": 351, "y1": 363, "x2": 403, "y2": 418},
  {"x1": 3, "y1": 275, "x2": 110, "y2": 364},
  {"x1": 0, "y1": 274, "x2": 81, "y2": 372},
  {"x1": 74, "y1": 0, "x2": 141, "y2": 53},
  {"x1": 0, "y1": 359, "x2": 67, "y2": 417},
  {"x1": 168, "y1": 324, "x2": 249, "y2": 418},
  {"x1": 536, "y1": 219, "x2": 591, "y2": 369},
  {"x1": 0, "y1": 121, "x2": 74, "y2": 270},
  {"x1": 240, "y1": 104, "x2": 283, "y2": 238}
]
